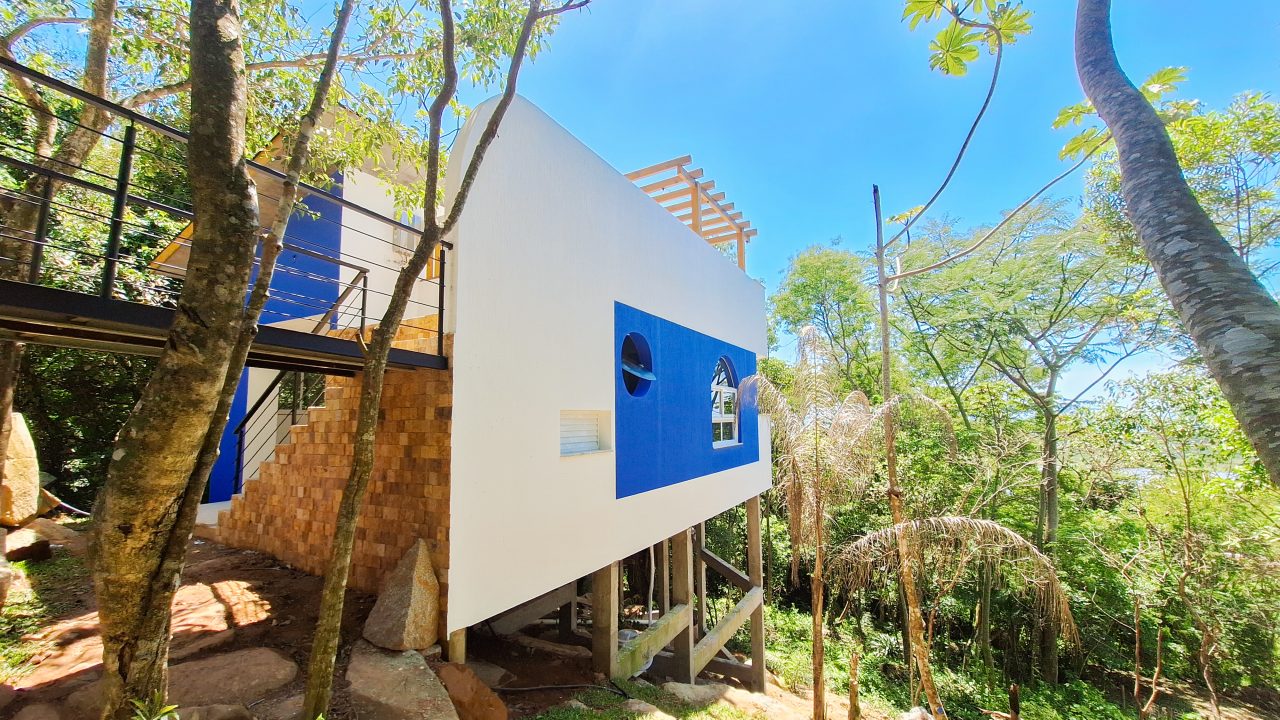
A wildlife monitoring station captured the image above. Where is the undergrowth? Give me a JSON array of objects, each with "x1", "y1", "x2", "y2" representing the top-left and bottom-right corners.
[{"x1": 531, "y1": 679, "x2": 757, "y2": 720}]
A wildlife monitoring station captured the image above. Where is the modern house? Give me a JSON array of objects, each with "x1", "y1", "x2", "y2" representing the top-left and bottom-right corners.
[{"x1": 0, "y1": 56, "x2": 772, "y2": 686}]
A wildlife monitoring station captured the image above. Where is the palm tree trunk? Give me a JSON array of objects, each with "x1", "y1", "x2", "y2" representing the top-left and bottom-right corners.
[{"x1": 1076, "y1": 0, "x2": 1280, "y2": 486}]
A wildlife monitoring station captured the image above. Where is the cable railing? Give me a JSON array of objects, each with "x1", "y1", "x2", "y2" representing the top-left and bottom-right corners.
[
  {"x1": 0, "y1": 55, "x2": 450, "y2": 357},
  {"x1": 228, "y1": 368, "x2": 329, "y2": 496}
]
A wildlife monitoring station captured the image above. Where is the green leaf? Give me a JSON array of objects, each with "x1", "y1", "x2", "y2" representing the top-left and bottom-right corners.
[
  {"x1": 1052, "y1": 100, "x2": 1095, "y2": 129},
  {"x1": 1059, "y1": 126, "x2": 1108, "y2": 160},
  {"x1": 902, "y1": 0, "x2": 946, "y2": 30},
  {"x1": 928, "y1": 21, "x2": 982, "y2": 76},
  {"x1": 989, "y1": 5, "x2": 1033, "y2": 49},
  {"x1": 1141, "y1": 66, "x2": 1188, "y2": 101}
]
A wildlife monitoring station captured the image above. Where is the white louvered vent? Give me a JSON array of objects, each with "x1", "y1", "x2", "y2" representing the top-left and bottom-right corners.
[{"x1": 560, "y1": 410, "x2": 608, "y2": 455}]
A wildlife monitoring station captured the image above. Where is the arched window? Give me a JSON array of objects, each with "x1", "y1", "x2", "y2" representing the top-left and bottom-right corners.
[{"x1": 711, "y1": 357, "x2": 738, "y2": 448}]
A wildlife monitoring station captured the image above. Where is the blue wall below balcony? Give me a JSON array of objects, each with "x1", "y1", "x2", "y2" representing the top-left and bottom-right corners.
[
  {"x1": 614, "y1": 302, "x2": 759, "y2": 499},
  {"x1": 207, "y1": 179, "x2": 344, "y2": 503}
]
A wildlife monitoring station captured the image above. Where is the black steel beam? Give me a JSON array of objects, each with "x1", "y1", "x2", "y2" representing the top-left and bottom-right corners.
[{"x1": 0, "y1": 280, "x2": 446, "y2": 373}]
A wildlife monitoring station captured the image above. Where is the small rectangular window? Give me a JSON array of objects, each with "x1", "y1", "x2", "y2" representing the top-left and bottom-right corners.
[{"x1": 561, "y1": 410, "x2": 610, "y2": 455}]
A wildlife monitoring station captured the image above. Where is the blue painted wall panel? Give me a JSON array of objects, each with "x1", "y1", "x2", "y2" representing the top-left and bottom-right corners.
[
  {"x1": 208, "y1": 376, "x2": 247, "y2": 502},
  {"x1": 207, "y1": 175, "x2": 344, "y2": 502},
  {"x1": 614, "y1": 302, "x2": 759, "y2": 499}
]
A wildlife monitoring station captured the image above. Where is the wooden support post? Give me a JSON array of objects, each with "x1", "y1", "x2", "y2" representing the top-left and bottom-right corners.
[
  {"x1": 656, "y1": 539, "x2": 670, "y2": 615},
  {"x1": 747, "y1": 494, "x2": 767, "y2": 692},
  {"x1": 694, "y1": 522, "x2": 708, "y2": 636},
  {"x1": 447, "y1": 628, "x2": 467, "y2": 664},
  {"x1": 558, "y1": 598, "x2": 578, "y2": 641},
  {"x1": 690, "y1": 180, "x2": 703, "y2": 237},
  {"x1": 736, "y1": 228, "x2": 746, "y2": 270},
  {"x1": 592, "y1": 562, "x2": 619, "y2": 676},
  {"x1": 670, "y1": 528, "x2": 696, "y2": 683}
]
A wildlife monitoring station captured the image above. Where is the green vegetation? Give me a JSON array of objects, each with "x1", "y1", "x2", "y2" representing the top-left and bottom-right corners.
[{"x1": 0, "y1": 548, "x2": 90, "y2": 682}]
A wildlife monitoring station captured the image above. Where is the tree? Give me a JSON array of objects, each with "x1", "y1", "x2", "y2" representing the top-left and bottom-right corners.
[
  {"x1": 748, "y1": 327, "x2": 880, "y2": 720},
  {"x1": 0, "y1": 0, "x2": 447, "y2": 485},
  {"x1": 1084, "y1": 92, "x2": 1280, "y2": 278},
  {"x1": 900, "y1": 203, "x2": 1164, "y2": 682},
  {"x1": 771, "y1": 247, "x2": 882, "y2": 396},
  {"x1": 1075, "y1": 0, "x2": 1280, "y2": 486},
  {"x1": 88, "y1": 0, "x2": 354, "y2": 715},
  {"x1": 300, "y1": 2, "x2": 591, "y2": 716}
]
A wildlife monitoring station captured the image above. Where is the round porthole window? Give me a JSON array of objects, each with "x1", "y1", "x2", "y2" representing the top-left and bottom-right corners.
[{"x1": 620, "y1": 332, "x2": 654, "y2": 397}]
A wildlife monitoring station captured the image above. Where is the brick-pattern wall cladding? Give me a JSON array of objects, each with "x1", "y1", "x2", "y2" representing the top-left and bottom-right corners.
[{"x1": 213, "y1": 322, "x2": 452, "y2": 633}]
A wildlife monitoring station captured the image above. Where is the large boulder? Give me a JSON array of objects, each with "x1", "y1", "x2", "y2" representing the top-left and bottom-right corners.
[
  {"x1": 363, "y1": 539, "x2": 440, "y2": 651},
  {"x1": 345, "y1": 640, "x2": 458, "y2": 720},
  {"x1": 1, "y1": 413, "x2": 41, "y2": 527},
  {"x1": 436, "y1": 663, "x2": 508, "y2": 720}
]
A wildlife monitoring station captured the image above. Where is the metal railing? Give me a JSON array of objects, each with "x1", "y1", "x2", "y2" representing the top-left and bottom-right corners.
[
  {"x1": 232, "y1": 368, "x2": 329, "y2": 495},
  {"x1": 0, "y1": 55, "x2": 450, "y2": 357}
]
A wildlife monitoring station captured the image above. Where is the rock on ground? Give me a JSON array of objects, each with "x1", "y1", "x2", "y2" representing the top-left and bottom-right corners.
[
  {"x1": 346, "y1": 639, "x2": 458, "y2": 720},
  {"x1": 1, "y1": 413, "x2": 41, "y2": 527},
  {"x1": 64, "y1": 647, "x2": 297, "y2": 715},
  {"x1": 252, "y1": 692, "x2": 303, "y2": 720},
  {"x1": 661, "y1": 681, "x2": 783, "y2": 715},
  {"x1": 12, "y1": 703, "x2": 63, "y2": 720},
  {"x1": 363, "y1": 539, "x2": 441, "y2": 651},
  {"x1": 5, "y1": 536, "x2": 51, "y2": 562},
  {"x1": 11, "y1": 519, "x2": 88, "y2": 556},
  {"x1": 620, "y1": 698, "x2": 676, "y2": 720},
  {"x1": 464, "y1": 659, "x2": 515, "y2": 689},
  {"x1": 177, "y1": 705, "x2": 256, "y2": 720},
  {"x1": 0, "y1": 556, "x2": 13, "y2": 611},
  {"x1": 436, "y1": 663, "x2": 509, "y2": 720}
]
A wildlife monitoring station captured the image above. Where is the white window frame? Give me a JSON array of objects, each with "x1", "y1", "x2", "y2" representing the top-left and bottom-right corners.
[
  {"x1": 392, "y1": 208, "x2": 425, "y2": 256},
  {"x1": 711, "y1": 359, "x2": 738, "y2": 449}
]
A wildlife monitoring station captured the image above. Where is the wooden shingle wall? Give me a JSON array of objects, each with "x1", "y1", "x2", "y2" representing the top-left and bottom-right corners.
[{"x1": 212, "y1": 321, "x2": 452, "y2": 632}]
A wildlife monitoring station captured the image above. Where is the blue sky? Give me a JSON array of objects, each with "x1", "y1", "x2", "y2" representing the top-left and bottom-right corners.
[{"x1": 510, "y1": 1, "x2": 1279, "y2": 395}]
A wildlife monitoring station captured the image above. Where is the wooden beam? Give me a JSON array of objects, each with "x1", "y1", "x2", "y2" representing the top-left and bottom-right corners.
[
  {"x1": 737, "y1": 228, "x2": 747, "y2": 270},
  {"x1": 746, "y1": 495, "x2": 766, "y2": 691},
  {"x1": 693, "y1": 587, "x2": 764, "y2": 674},
  {"x1": 663, "y1": 191, "x2": 726, "y2": 214},
  {"x1": 625, "y1": 155, "x2": 692, "y2": 180},
  {"x1": 615, "y1": 604, "x2": 693, "y2": 679},
  {"x1": 698, "y1": 546, "x2": 752, "y2": 592},
  {"x1": 639, "y1": 168, "x2": 701, "y2": 194},
  {"x1": 690, "y1": 182, "x2": 702, "y2": 236},
  {"x1": 653, "y1": 181, "x2": 714, "y2": 205},
  {"x1": 489, "y1": 581, "x2": 578, "y2": 635},
  {"x1": 669, "y1": 528, "x2": 695, "y2": 682},
  {"x1": 592, "y1": 562, "x2": 619, "y2": 675}
]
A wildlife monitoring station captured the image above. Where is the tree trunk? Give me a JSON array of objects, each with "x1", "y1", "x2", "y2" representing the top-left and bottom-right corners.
[
  {"x1": 812, "y1": 491, "x2": 826, "y2": 720},
  {"x1": 875, "y1": 187, "x2": 947, "y2": 719},
  {"x1": 1076, "y1": 0, "x2": 1280, "y2": 486},
  {"x1": 299, "y1": 2, "x2": 575, "y2": 715},
  {"x1": 977, "y1": 562, "x2": 994, "y2": 685},
  {"x1": 90, "y1": 0, "x2": 259, "y2": 714},
  {"x1": 1038, "y1": 406, "x2": 1060, "y2": 684},
  {"x1": 848, "y1": 652, "x2": 861, "y2": 720}
]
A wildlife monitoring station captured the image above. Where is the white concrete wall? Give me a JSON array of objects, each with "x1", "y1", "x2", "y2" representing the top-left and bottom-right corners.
[
  {"x1": 443, "y1": 96, "x2": 771, "y2": 632},
  {"x1": 339, "y1": 172, "x2": 442, "y2": 327}
]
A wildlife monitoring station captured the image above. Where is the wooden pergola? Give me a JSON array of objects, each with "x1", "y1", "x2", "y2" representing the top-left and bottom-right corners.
[{"x1": 627, "y1": 156, "x2": 758, "y2": 270}]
